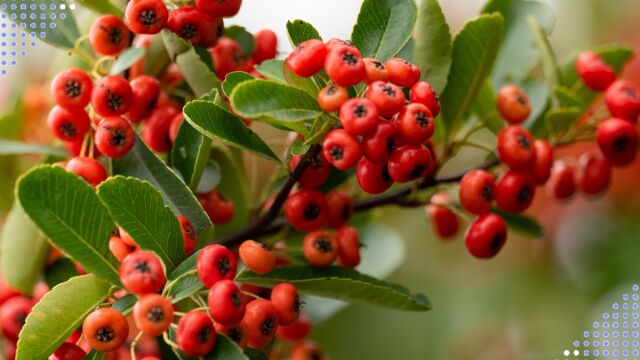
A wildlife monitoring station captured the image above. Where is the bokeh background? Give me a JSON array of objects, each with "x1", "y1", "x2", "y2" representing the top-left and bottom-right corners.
[{"x1": 2, "y1": 0, "x2": 640, "y2": 359}]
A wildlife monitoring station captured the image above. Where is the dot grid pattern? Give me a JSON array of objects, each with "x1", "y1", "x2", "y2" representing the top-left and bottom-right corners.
[
  {"x1": 0, "y1": 0, "x2": 77, "y2": 76},
  {"x1": 560, "y1": 284, "x2": 640, "y2": 359}
]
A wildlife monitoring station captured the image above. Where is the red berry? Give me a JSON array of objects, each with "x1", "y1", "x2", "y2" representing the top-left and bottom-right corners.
[
  {"x1": 109, "y1": 236, "x2": 135, "y2": 262},
  {"x1": 197, "y1": 244, "x2": 237, "y2": 287},
  {"x1": 50, "y1": 68, "x2": 93, "y2": 110},
  {"x1": 385, "y1": 58, "x2": 420, "y2": 87},
  {"x1": 91, "y1": 75, "x2": 133, "y2": 117},
  {"x1": 605, "y1": 80, "x2": 640, "y2": 121},
  {"x1": 465, "y1": 213, "x2": 507, "y2": 259},
  {"x1": 200, "y1": 15, "x2": 224, "y2": 48},
  {"x1": 339, "y1": 98, "x2": 379, "y2": 136},
  {"x1": 289, "y1": 154, "x2": 330, "y2": 188},
  {"x1": 119, "y1": 251, "x2": 166, "y2": 295},
  {"x1": 195, "y1": 0, "x2": 242, "y2": 17},
  {"x1": 317, "y1": 85, "x2": 349, "y2": 113},
  {"x1": 49, "y1": 342, "x2": 86, "y2": 360},
  {"x1": 325, "y1": 38, "x2": 356, "y2": 52},
  {"x1": 65, "y1": 157, "x2": 108, "y2": 186},
  {"x1": 126, "y1": 76, "x2": 161, "y2": 123},
  {"x1": 176, "y1": 311, "x2": 216, "y2": 356},
  {"x1": 497, "y1": 126, "x2": 535, "y2": 170},
  {"x1": 208, "y1": 279, "x2": 245, "y2": 325},
  {"x1": 167, "y1": 6, "x2": 206, "y2": 43},
  {"x1": 387, "y1": 145, "x2": 432, "y2": 183},
  {"x1": 322, "y1": 129, "x2": 363, "y2": 170},
  {"x1": 82, "y1": 308, "x2": 129, "y2": 352},
  {"x1": 286, "y1": 39, "x2": 327, "y2": 78},
  {"x1": 211, "y1": 38, "x2": 243, "y2": 79},
  {"x1": 335, "y1": 225, "x2": 360, "y2": 268},
  {"x1": 547, "y1": 161, "x2": 576, "y2": 200},
  {"x1": 596, "y1": 117, "x2": 638, "y2": 166},
  {"x1": 356, "y1": 157, "x2": 393, "y2": 194},
  {"x1": 303, "y1": 230, "x2": 339, "y2": 267},
  {"x1": 133, "y1": 294, "x2": 174, "y2": 336},
  {"x1": 178, "y1": 215, "x2": 198, "y2": 256},
  {"x1": 0, "y1": 296, "x2": 32, "y2": 340},
  {"x1": 89, "y1": 15, "x2": 131, "y2": 56},
  {"x1": 214, "y1": 321, "x2": 249, "y2": 348},
  {"x1": 239, "y1": 240, "x2": 276, "y2": 275},
  {"x1": 459, "y1": 169, "x2": 495, "y2": 215},
  {"x1": 284, "y1": 189, "x2": 328, "y2": 232},
  {"x1": 577, "y1": 152, "x2": 611, "y2": 196},
  {"x1": 410, "y1": 81, "x2": 440, "y2": 117},
  {"x1": 94, "y1": 116, "x2": 135, "y2": 158},
  {"x1": 427, "y1": 201, "x2": 459, "y2": 240},
  {"x1": 198, "y1": 190, "x2": 236, "y2": 225},
  {"x1": 496, "y1": 85, "x2": 531, "y2": 124},
  {"x1": 270, "y1": 283, "x2": 300, "y2": 326},
  {"x1": 125, "y1": 0, "x2": 169, "y2": 35},
  {"x1": 276, "y1": 314, "x2": 311, "y2": 341},
  {"x1": 325, "y1": 45, "x2": 366, "y2": 86},
  {"x1": 253, "y1": 29, "x2": 277, "y2": 63},
  {"x1": 244, "y1": 299, "x2": 279, "y2": 349},
  {"x1": 531, "y1": 139, "x2": 554, "y2": 184},
  {"x1": 291, "y1": 341, "x2": 327, "y2": 360},
  {"x1": 362, "y1": 57, "x2": 389, "y2": 83},
  {"x1": 365, "y1": 81, "x2": 405, "y2": 117},
  {"x1": 494, "y1": 170, "x2": 536, "y2": 213},
  {"x1": 119, "y1": 227, "x2": 138, "y2": 247},
  {"x1": 141, "y1": 105, "x2": 179, "y2": 152},
  {"x1": 576, "y1": 52, "x2": 616, "y2": 91},
  {"x1": 361, "y1": 120, "x2": 396, "y2": 163},
  {"x1": 394, "y1": 103, "x2": 435, "y2": 145},
  {"x1": 47, "y1": 106, "x2": 91, "y2": 142},
  {"x1": 169, "y1": 112, "x2": 185, "y2": 143},
  {"x1": 0, "y1": 279, "x2": 20, "y2": 307},
  {"x1": 325, "y1": 191, "x2": 354, "y2": 228}
]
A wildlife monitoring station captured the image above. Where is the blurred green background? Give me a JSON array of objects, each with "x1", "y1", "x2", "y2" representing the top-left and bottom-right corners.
[{"x1": 2, "y1": 1, "x2": 640, "y2": 359}]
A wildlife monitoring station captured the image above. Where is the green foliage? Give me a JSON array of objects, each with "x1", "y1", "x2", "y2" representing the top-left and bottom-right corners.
[
  {"x1": 351, "y1": 0, "x2": 417, "y2": 62},
  {"x1": 470, "y1": 80, "x2": 504, "y2": 134},
  {"x1": 75, "y1": 0, "x2": 122, "y2": 16},
  {"x1": 492, "y1": 209, "x2": 545, "y2": 239},
  {"x1": 143, "y1": 35, "x2": 171, "y2": 77},
  {"x1": 529, "y1": 17, "x2": 560, "y2": 93},
  {"x1": 205, "y1": 335, "x2": 253, "y2": 360},
  {"x1": 286, "y1": 20, "x2": 322, "y2": 46},
  {"x1": 110, "y1": 47, "x2": 145, "y2": 75},
  {"x1": 16, "y1": 275, "x2": 111, "y2": 360},
  {"x1": 44, "y1": 259, "x2": 78, "y2": 289},
  {"x1": 544, "y1": 107, "x2": 581, "y2": 137},
  {"x1": 171, "y1": 121, "x2": 213, "y2": 190},
  {"x1": 414, "y1": 0, "x2": 453, "y2": 93},
  {"x1": 222, "y1": 72, "x2": 256, "y2": 97},
  {"x1": 283, "y1": 61, "x2": 320, "y2": 96},
  {"x1": 17, "y1": 166, "x2": 119, "y2": 284},
  {"x1": 253, "y1": 60, "x2": 286, "y2": 82},
  {"x1": 224, "y1": 26, "x2": 255, "y2": 58},
  {"x1": 0, "y1": 140, "x2": 67, "y2": 157}
]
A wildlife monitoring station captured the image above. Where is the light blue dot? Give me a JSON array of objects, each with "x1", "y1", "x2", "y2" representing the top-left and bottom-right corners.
[
  {"x1": 613, "y1": 340, "x2": 619, "y2": 346},
  {"x1": 594, "y1": 350, "x2": 599, "y2": 356},
  {"x1": 593, "y1": 340, "x2": 600, "y2": 346},
  {"x1": 594, "y1": 322, "x2": 600, "y2": 328},
  {"x1": 11, "y1": 61, "x2": 16, "y2": 65},
  {"x1": 1, "y1": 70, "x2": 6, "y2": 75},
  {"x1": 604, "y1": 313, "x2": 610, "y2": 319},
  {"x1": 583, "y1": 340, "x2": 590, "y2": 346},
  {"x1": 60, "y1": 13, "x2": 65, "y2": 20},
  {"x1": 584, "y1": 331, "x2": 590, "y2": 337},
  {"x1": 634, "y1": 350, "x2": 639, "y2": 356},
  {"x1": 603, "y1": 350, "x2": 609, "y2": 356},
  {"x1": 613, "y1": 350, "x2": 619, "y2": 357},
  {"x1": 603, "y1": 340, "x2": 609, "y2": 346},
  {"x1": 624, "y1": 350, "x2": 629, "y2": 356},
  {"x1": 594, "y1": 331, "x2": 600, "y2": 337},
  {"x1": 584, "y1": 350, "x2": 590, "y2": 356},
  {"x1": 573, "y1": 340, "x2": 579, "y2": 347},
  {"x1": 633, "y1": 284, "x2": 638, "y2": 291}
]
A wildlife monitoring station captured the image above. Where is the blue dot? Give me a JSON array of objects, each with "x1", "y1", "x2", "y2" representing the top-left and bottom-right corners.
[
  {"x1": 573, "y1": 340, "x2": 579, "y2": 347},
  {"x1": 594, "y1": 350, "x2": 599, "y2": 356},
  {"x1": 1, "y1": 70, "x2": 6, "y2": 75},
  {"x1": 633, "y1": 284, "x2": 638, "y2": 291},
  {"x1": 603, "y1": 350, "x2": 609, "y2": 356},
  {"x1": 60, "y1": 13, "x2": 65, "y2": 20},
  {"x1": 30, "y1": 4, "x2": 36, "y2": 10},
  {"x1": 584, "y1": 331, "x2": 590, "y2": 337},
  {"x1": 584, "y1": 350, "x2": 590, "y2": 356},
  {"x1": 624, "y1": 350, "x2": 629, "y2": 356},
  {"x1": 1, "y1": 61, "x2": 6, "y2": 65},
  {"x1": 604, "y1": 322, "x2": 610, "y2": 328},
  {"x1": 634, "y1": 350, "x2": 639, "y2": 356},
  {"x1": 613, "y1": 350, "x2": 619, "y2": 357},
  {"x1": 613, "y1": 339, "x2": 619, "y2": 345},
  {"x1": 604, "y1": 313, "x2": 610, "y2": 319},
  {"x1": 603, "y1": 331, "x2": 609, "y2": 338},
  {"x1": 20, "y1": 51, "x2": 25, "y2": 56},
  {"x1": 0, "y1": 4, "x2": 6, "y2": 10},
  {"x1": 583, "y1": 340, "x2": 590, "y2": 346},
  {"x1": 593, "y1": 340, "x2": 600, "y2": 346},
  {"x1": 594, "y1": 322, "x2": 600, "y2": 328},
  {"x1": 30, "y1": 42, "x2": 35, "y2": 46},
  {"x1": 594, "y1": 331, "x2": 600, "y2": 337},
  {"x1": 10, "y1": 61, "x2": 16, "y2": 66}
]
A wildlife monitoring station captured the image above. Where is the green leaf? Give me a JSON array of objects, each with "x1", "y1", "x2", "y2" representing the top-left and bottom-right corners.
[
  {"x1": 470, "y1": 80, "x2": 504, "y2": 134},
  {"x1": 110, "y1": 47, "x2": 145, "y2": 75},
  {"x1": 351, "y1": 0, "x2": 418, "y2": 61},
  {"x1": 16, "y1": 275, "x2": 111, "y2": 360},
  {"x1": 205, "y1": 335, "x2": 248, "y2": 360},
  {"x1": 244, "y1": 349, "x2": 269, "y2": 360},
  {"x1": 17, "y1": 166, "x2": 119, "y2": 284},
  {"x1": 414, "y1": 0, "x2": 453, "y2": 93},
  {"x1": 76, "y1": 0, "x2": 122, "y2": 16},
  {"x1": 222, "y1": 72, "x2": 255, "y2": 97},
  {"x1": 529, "y1": 16, "x2": 560, "y2": 92},
  {"x1": 97, "y1": 176, "x2": 185, "y2": 272},
  {"x1": 483, "y1": 0, "x2": 555, "y2": 87},
  {"x1": 283, "y1": 61, "x2": 320, "y2": 96},
  {"x1": 3, "y1": 0, "x2": 80, "y2": 49},
  {"x1": 45, "y1": 259, "x2": 79, "y2": 289},
  {"x1": 171, "y1": 121, "x2": 213, "y2": 190},
  {"x1": 168, "y1": 272, "x2": 202, "y2": 304},
  {"x1": 554, "y1": 86, "x2": 584, "y2": 108},
  {"x1": 162, "y1": 29, "x2": 191, "y2": 61},
  {"x1": 112, "y1": 294, "x2": 137, "y2": 315},
  {"x1": 286, "y1": 20, "x2": 322, "y2": 47},
  {"x1": 230, "y1": 79, "x2": 322, "y2": 122},
  {"x1": 195, "y1": 45, "x2": 215, "y2": 72},
  {"x1": 176, "y1": 47, "x2": 221, "y2": 97},
  {"x1": 112, "y1": 134, "x2": 212, "y2": 233},
  {"x1": 290, "y1": 140, "x2": 311, "y2": 156},
  {"x1": 440, "y1": 13, "x2": 504, "y2": 140},
  {"x1": 143, "y1": 34, "x2": 171, "y2": 77},
  {"x1": 253, "y1": 60, "x2": 286, "y2": 83},
  {"x1": 0, "y1": 140, "x2": 67, "y2": 157},
  {"x1": 522, "y1": 79, "x2": 551, "y2": 136},
  {"x1": 236, "y1": 266, "x2": 430, "y2": 311},
  {"x1": 184, "y1": 100, "x2": 281, "y2": 162},
  {"x1": 395, "y1": 37, "x2": 415, "y2": 62},
  {"x1": 83, "y1": 350, "x2": 106, "y2": 360},
  {"x1": 544, "y1": 107, "x2": 580, "y2": 136},
  {"x1": 492, "y1": 209, "x2": 544, "y2": 239},
  {"x1": 224, "y1": 26, "x2": 255, "y2": 58},
  {"x1": 0, "y1": 201, "x2": 49, "y2": 294}
]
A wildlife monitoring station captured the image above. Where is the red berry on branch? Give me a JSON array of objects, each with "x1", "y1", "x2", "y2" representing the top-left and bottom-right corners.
[
  {"x1": 387, "y1": 145, "x2": 432, "y2": 183},
  {"x1": 200, "y1": 16, "x2": 224, "y2": 48},
  {"x1": 385, "y1": 58, "x2": 420, "y2": 87},
  {"x1": 195, "y1": 0, "x2": 242, "y2": 18},
  {"x1": 90, "y1": 15, "x2": 131, "y2": 56},
  {"x1": 339, "y1": 98, "x2": 379, "y2": 136},
  {"x1": 46, "y1": 106, "x2": 91, "y2": 142},
  {"x1": 214, "y1": 321, "x2": 249, "y2": 348},
  {"x1": 108, "y1": 236, "x2": 135, "y2": 262},
  {"x1": 363, "y1": 57, "x2": 390, "y2": 83},
  {"x1": 317, "y1": 85, "x2": 349, "y2": 113},
  {"x1": 325, "y1": 38, "x2": 356, "y2": 52},
  {"x1": 303, "y1": 230, "x2": 339, "y2": 267},
  {"x1": 119, "y1": 227, "x2": 137, "y2": 247},
  {"x1": 197, "y1": 244, "x2": 237, "y2": 287},
  {"x1": 133, "y1": 294, "x2": 174, "y2": 336},
  {"x1": 577, "y1": 152, "x2": 612, "y2": 195},
  {"x1": 596, "y1": 117, "x2": 638, "y2": 166},
  {"x1": 91, "y1": 75, "x2": 133, "y2": 117},
  {"x1": 410, "y1": 81, "x2": 440, "y2": 117},
  {"x1": 365, "y1": 81, "x2": 405, "y2": 117},
  {"x1": 208, "y1": 279, "x2": 245, "y2": 325},
  {"x1": 82, "y1": 308, "x2": 129, "y2": 352},
  {"x1": 394, "y1": 103, "x2": 435, "y2": 145},
  {"x1": 286, "y1": 39, "x2": 327, "y2": 78},
  {"x1": 427, "y1": 202, "x2": 459, "y2": 240},
  {"x1": 211, "y1": 37, "x2": 243, "y2": 79},
  {"x1": 119, "y1": 250, "x2": 167, "y2": 295},
  {"x1": 276, "y1": 314, "x2": 311, "y2": 341},
  {"x1": 125, "y1": 0, "x2": 169, "y2": 35},
  {"x1": 284, "y1": 189, "x2": 328, "y2": 232},
  {"x1": 605, "y1": 80, "x2": 640, "y2": 121},
  {"x1": 335, "y1": 225, "x2": 361, "y2": 268},
  {"x1": 289, "y1": 154, "x2": 330, "y2": 188},
  {"x1": 497, "y1": 126, "x2": 535, "y2": 170},
  {"x1": 322, "y1": 129, "x2": 363, "y2": 170},
  {"x1": 245, "y1": 299, "x2": 279, "y2": 349},
  {"x1": 94, "y1": 116, "x2": 135, "y2": 158},
  {"x1": 356, "y1": 157, "x2": 394, "y2": 194},
  {"x1": 361, "y1": 120, "x2": 397, "y2": 163},
  {"x1": 531, "y1": 139, "x2": 554, "y2": 184},
  {"x1": 0, "y1": 297, "x2": 32, "y2": 341},
  {"x1": 49, "y1": 342, "x2": 86, "y2": 360},
  {"x1": 459, "y1": 169, "x2": 495, "y2": 215},
  {"x1": 325, "y1": 191, "x2": 354, "y2": 228},
  {"x1": 198, "y1": 190, "x2": 236, "y2": 225},
  {"x1": 270, "y1": 283, "x2": 301, "y2": 326},
  {"x1": 167, "y1": 6, "x2": 207, "y2": 44},
  {"x1": 253, "y1": 29, "x2": 277, "y2": 64},
  {"x1": 178, "y1": 215, "x2": 198, "y2": 256},
  {"x1": 494, "y1": 170, "x2": 536, "y2": 213},
  {"x1": 576, "y1": 52, "x2": 616, "y2": 91},
  {"x1": 126, "y1": 75, "x2": 161, "y2": 123},
  {"x1": 65, "y1": 157, "x2": 108, "y2": 186},
  {"x1": 176, "y1": 311, "x2": 216, "y2": 356},
  {"x1": 465, "y1": 213, "x2": 507, "y2": 259},
  {"x1": 496, "y1": 85, "x2": 531, "y2": 124},
  {"x1": 291, "y1": 341, "x2": 327, "y2": 360},
  {"x1": 141, "y1": 105, "x2": 180, "y2": 152},
  {"x1": 325, "y1": 45, "x2": 366, "y2": 86},
  {"x1": 547, "y1": 161, "x2": 577, "y2": 200},
  {"x1": 239, "y1": 240, "x2": 276, "y2": 275},
  {"x1": 50, "y1": 68, "x2": 93, "y2": 110}
]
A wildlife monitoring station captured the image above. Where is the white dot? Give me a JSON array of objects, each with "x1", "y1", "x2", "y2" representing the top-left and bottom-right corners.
[
  {"x1": 69, "y1": 4, "x2": 76, "y2": 10},
  {"x1": 59, "y1": 4, "x2": 66, "y2": 10},
  {"x1": 563, "y1": 350, "x2": 570, "y2": 356},
  {"x1": 573, "y1": 350, "x2": 580, "y2": 356}
]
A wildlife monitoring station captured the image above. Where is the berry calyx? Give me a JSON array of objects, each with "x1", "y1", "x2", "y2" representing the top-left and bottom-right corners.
[
  {"x1": 167, "y1": 6, "x2": 206, "y2": 44},
  {"x1": 494, "y1": 170, "x2": 536, "y2": 213},
  {"x1": 317, "y1": 85, "x2": 349, "y2": 113},
  {"x1": 325, "y1": 191, "x2": 354, "y2": 228},
  {"x1": 89, "y1": 15, "x2": 131, "y2": 56},
  {"x1": 410, "y1": 81, "x2": 441, "y2": 117},
  {"x1": 133, "y1": 294, "x2": 174, "y2": 336},
  {"x1": 50, "y1": 68, "x2": 93, "y2": 110},
  {"x1": 324, "y1": 44, "x2": 366, "y2": 86},
  {"x1": 119, "y1": 250, "x2": 167, "y2": 295},
  {"x1": 125, "y1": 0, "x2": 169, "y2": 35},
  {"x1": 178, "y1": 215, "x2": 198, "y2": 256},
  {"x1": 214, "y1": 320, "x2": 249, "y2": 348},
  {"x1": 387, "y1": 145, "x2": 432, "y2": 183},
  {"x1": 91, "y1": 75, "x2": 133, "y2": 117},
  {"x1": 82, "y1": 308, "x2": 129, "y2": 352},
  {"x1": 356, "y1": 158, "x2": 393, "y2": 194},
  {"x1": 322, "y1": 129, "x2": 363, "y2": 170},
  {"x1": 284, "y1": 189, "x2": 328, "y2": 232},
  {"x1": 365, "y1": 81, "x2": 405, "y2": 118},
  {"x1": 394, "y1": 103, "x2": 435, "y2": 145},
  {"x1": 94, "y1": 116, "x2": 135, "y2": 158},
  {"x1": 596, "y1": 117, "x2": 638, "y2": 166},
  {"x1": 270, "y1": 283, "x2": 301, "y2": 326},
  {"x1": 605, "y1": 80, "x2": 640, "y2": 121},
  {"x1": 361, "y1": 120, "x2": 397, "y2": 163},
  {"x1": 303, "y1": 230, "x2": 339, "y2": 267},
  {"x1": 497, "y1": 126, "x2": 535, "y2": 170},
  {"x1": 339, "y1": 98, "x2": 379, "y2": 136},
  {"x1": 46, "y1": 106, "x2": 91, "y2": 142},
  {"x1": 362, "y1": 57, "x2": 389, "y2": 83},
  {"x1": 385, "y1": 58, "x2": 420, "y2": 87}
]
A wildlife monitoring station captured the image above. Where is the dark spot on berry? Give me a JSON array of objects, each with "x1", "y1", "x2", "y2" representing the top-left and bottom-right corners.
[
  {"x1": 101, "y1": 25, "x2": 122, "y2": 46},
  {"x1": 106, "y1": 91, "x2": 124, "y2": 111},
  {"x1": 64, "y1": 80, "x2": 81, "y2": 98},
  {"x1": 489, "y1": 232, "x2": 504, "y2": 253},
  {"x1": 111, "y1": 128, "x2": 127, "y2": 146},
  {"x1": 184, "y1": 222, "x2": 196, "y2": 240},
  {"x1": 613, "y1": 136, "x2": 629, "y2": 152},
  {"x1": 516, "y1": 134, "x2": 531, "y2": 150},
  {"x1": 310, "y1": 153, "x2": 324, "y2": 169},
  {"x1": 516, "y1": 185, "x2": 532, "y2": 203},
  {"x1": 228, "y1": 327, "x2": 243, "y2": 343},
  {"x1": 216, "y1": 21, "x2": 224, "y2": 37},
  {"x1": 96, "y1": 327, "x2": 115, "y2": 343},
  {"x1": 181, "y1": 23, "x2": 199, "y2": 39},
  {"x1": 311, "y1": 351, "x2": 322, "y2": 360},
  {"x1": 409, "y1": 165, "x2": 426, "y2": 179},
  {"x1": 303, "y1": 203, "x2": 321, "y2": 221},
  {"x1": 134, "y1": 260, "x2": 151, "y2": 273},
  {"x1": 314, "y1": 236, "x2": 333, "y2": 253},
  {"x1": 146, "y1": 306, "x2": 164, "y2": 322},
  {"x1": 386, "y1": 137, "x2": 395, "y2": 154},
  {"x1": 515, "y1": 94, "x2": 527, "y2": 106},
  {"x1": 371, "y1": 60, "x2": 385, "y2": 69},
  {"x1": 15, "y1": 312, "x2": 26, "y2": 327},
  {"x1": 329, "y1": 146, "x2": 344, "y2": 161},
  {"x1": 231, "y1": 291, "x2": 242, "y2": 308},
  {"x1": 341, "y1": 51, "x2": 359, "y2": 66},
  {"x1": 341, "y1": 204, "x2": 351, "y2": 221},
  {"x1": 481, "y1": 183, "x2": 494, "y2": 202},
  {"x1": 60, "y1": 122, "x2": 77, "y2": 138},
  {"x1": 326, "y1": 85, "x2": 337, "y2": 96},
  {"x1": 261, "y1": 317, "x2": 276, "y2": 336},
  {"x1": 623, "y1": 87, "x2": 638, "y2": 99},
  {"x1": 381, "y1": 164, "x2": 392, "y2": 183},
  {"x1": 415, "y1": 112, "x2": 429, "y2": 128},
  {"x1": 138, "y1": 9, "x2": 157, "y2": 26},
  {"x1": 197, "y1": 326, "x2": 212, "y2": 343},
  {"x1": 216, "y1": 256, "x2": 232, "y2": 276},
  {"x1": 293, "y1": 295, "x2": 302, "y2": 314},
  {"x1": 353, "y1": 104, "x2": 368, "y2": 118},
  {"x1": 381, "y1": 85, "x2": 396, "y2": 97}
]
